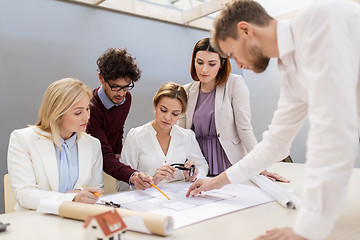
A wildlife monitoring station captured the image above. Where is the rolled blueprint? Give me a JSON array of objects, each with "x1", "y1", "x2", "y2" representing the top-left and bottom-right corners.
[
  {"x1": 38, "y1": 200, "x2": 174, "y2": 236},
  {"x1": 250, "y1": 175, "x2": 301, "y2": 209}
]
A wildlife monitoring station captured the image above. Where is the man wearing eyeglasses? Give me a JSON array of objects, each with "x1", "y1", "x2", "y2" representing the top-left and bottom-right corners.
[{"x1": 87, "y1": 48, "x2": 153, "y2": 190}]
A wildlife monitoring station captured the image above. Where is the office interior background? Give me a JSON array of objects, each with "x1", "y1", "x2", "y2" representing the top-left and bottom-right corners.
[{"x1": 0, "y1": 0, "x2": 359, "y2": 213}]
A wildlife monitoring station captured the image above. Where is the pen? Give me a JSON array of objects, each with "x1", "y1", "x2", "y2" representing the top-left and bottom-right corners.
[
  {"x1": 152, "y1": 184, "x2": 170, "y2": 200},
  {"x1": 98, "y1": 200, "x2": 121, "y2": 208},
  {"x1": 82, "y1": 185, "x2": 101, "y2": 197}
]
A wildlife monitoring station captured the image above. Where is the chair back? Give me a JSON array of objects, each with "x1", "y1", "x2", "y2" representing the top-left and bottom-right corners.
[
  {"x1": 103, "y1": 172, "x2": 117, "y2": 195},
  {"x1": 3, "y1": 174, "x2": 17, "y2": 213}
]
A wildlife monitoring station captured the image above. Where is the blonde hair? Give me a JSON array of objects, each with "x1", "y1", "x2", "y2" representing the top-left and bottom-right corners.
[
  {"x1": 153, "y1": 82, "x2": 188, "y2": 113},
  {"x1": 35, "y1": 78, "x2": 92, "y2": 148}
]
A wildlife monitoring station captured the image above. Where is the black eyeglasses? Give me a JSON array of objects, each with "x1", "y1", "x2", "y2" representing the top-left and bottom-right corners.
[
  {"x1": 105, "y1": 79, "x2": 134, "y2": 92},
  {"x1": 170, "y1": 163, "x2": 195, "y2": 177}
]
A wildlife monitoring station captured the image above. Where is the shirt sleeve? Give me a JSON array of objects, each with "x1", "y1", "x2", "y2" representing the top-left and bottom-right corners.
[
  {"x1": 226, "y1": 82, "x2": 308, "y2": 184},
  {"x1": 119, "y1": 128, "x2": 140, "y2": 171},
  {"x1": 87, "y1": 100, "x2": 136, "y2": 183},
  {"x1": 116, "y1": 129, "x2": 140, "y2": 189}
]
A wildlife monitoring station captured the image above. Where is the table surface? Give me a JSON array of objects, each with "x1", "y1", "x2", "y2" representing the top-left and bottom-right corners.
[{"x1": 1, "y1": 162, "x2": 359, "y2": 240}]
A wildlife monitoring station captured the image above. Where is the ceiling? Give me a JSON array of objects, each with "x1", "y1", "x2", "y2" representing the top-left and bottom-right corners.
[{"x1": 61, "y1": 0, "x2": 359, "y2": 31}]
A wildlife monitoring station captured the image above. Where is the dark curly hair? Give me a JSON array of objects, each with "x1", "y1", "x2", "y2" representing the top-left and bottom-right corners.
[{"x1": 96, "y1": 48, "x2": 141, "y2": 82}]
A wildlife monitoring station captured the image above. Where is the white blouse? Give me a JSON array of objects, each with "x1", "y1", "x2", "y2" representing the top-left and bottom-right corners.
[{"x1": 116, "y1": 122, "x2": 209, "y2": 191}]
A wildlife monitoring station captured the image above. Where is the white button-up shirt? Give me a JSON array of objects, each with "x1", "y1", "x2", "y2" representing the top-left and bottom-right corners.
[
  {"x1": 226, "y1": 1, "x2": 360, "y2": 239},
  {"x1": 117, "y1": 122, "x2": 209, "y2": 191}
]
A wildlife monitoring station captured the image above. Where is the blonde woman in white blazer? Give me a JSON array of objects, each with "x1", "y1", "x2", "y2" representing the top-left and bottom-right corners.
[
  {"x1": 178, "y1": 38, "x2": 287, "y2": 181},
  {"x1": 7, "y1": 78, "x2": 104, "y2": 210}
]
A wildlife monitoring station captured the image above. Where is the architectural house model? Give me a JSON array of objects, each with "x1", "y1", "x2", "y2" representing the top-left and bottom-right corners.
[{"x1": 84, "y1": 209, "x2": 127, "y2": 240}]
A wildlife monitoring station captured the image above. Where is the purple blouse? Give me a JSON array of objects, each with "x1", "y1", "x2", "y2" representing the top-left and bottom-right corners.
[{"x1": 192, "y1": 89, "x2": 232, "y2": 175}]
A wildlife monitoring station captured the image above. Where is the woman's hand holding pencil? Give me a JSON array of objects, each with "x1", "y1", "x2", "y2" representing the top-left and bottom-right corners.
[{"x1": 68, "y1": 186, "x2": 104, "y2": 204}]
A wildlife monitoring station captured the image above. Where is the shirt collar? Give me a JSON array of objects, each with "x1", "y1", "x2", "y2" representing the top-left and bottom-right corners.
[
  {"x1": 60, "y1": 133, "x2": 77, "y2": 149},
  {"x1": 148, "y1": 121, "x2": 175, "y2": 137},
  {"x1": 277, "y1": 20, "x2": 296, "y2": 71},
  {"x1": 98, "y1": 86, "x2": 126, "y2": 110}
]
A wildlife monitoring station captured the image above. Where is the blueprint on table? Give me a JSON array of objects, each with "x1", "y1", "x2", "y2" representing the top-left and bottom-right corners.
[{"x1": 100, "y1": 181, "x2": 274, "y2": 229}]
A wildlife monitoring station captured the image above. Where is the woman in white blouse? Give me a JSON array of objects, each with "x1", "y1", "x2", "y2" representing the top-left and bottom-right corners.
[{"x1": 117, "y1": 82, "x2": 209, "y2": 191}]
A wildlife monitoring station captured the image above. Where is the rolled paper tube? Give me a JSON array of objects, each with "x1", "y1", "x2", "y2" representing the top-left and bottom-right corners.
[
  {"x1": 250, "y1": 175, "x2": 301, "y2": 209},
  {"x1": 59, "y1": 201, "x2": 174, "y2": 236}
]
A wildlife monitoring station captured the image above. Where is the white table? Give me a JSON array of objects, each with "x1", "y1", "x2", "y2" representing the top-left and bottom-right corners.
[{"x1": 1, "y1": 163, "x2": 359, "y2": 240}]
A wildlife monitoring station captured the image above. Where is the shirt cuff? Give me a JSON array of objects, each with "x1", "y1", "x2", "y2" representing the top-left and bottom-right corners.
[
  {"x1": 293, "y1": 206, "x2": 337, "y2": 240},
  {"x1": 65, "y1": 192, "x2": 78, "y2": 202},
  {"x1": 225, "y1": 162, "x2": 250, "y2": 184},
  {"x1": 128, "y1": 171, "x2": 137, "y2": 186}
]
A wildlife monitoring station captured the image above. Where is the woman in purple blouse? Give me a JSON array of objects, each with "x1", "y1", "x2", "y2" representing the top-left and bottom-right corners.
[{"x1": 178, "y1": 38, "x2": 288, "y2": 181}]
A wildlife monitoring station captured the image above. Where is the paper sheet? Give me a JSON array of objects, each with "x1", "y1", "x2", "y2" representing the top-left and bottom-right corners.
[
  {"x1": 36, "y1": 179, "x2": 295, "y2": 236},
  {"x1": 251, "y1": 175, "x2": 301, "y2": 209},
  {"x1": 100, "y1": 181, "x2": 274, "y2": 229}
]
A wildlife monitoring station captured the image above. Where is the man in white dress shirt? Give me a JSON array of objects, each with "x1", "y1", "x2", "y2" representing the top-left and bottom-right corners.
[{"x1": 186, "y1": 0, "x2": 360, "y2": 239}]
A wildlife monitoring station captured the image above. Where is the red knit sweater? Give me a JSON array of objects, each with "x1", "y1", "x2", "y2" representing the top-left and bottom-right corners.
[{"x1": 87, "y1": 88, "x2": 136, "y2": 182}]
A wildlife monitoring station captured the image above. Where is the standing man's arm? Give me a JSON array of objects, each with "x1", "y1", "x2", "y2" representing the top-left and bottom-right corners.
[
  {"x1": 187, "y1": 86, "x2": 308, "y2": 197},
  {"x1": 230, "y1": 75, "x2": 289, "y2": 182}
]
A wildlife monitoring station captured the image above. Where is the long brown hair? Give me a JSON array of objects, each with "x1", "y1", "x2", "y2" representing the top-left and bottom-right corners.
[{"x1": 190, "y1": 38, "x2": 231, "y2": 86}]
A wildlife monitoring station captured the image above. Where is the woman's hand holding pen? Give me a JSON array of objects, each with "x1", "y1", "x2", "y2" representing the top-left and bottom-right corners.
[
  {"x1": 70, "y1": 186, "x2": 103, "y2": 204},
  {"x1": 153, "y1": 165, "x2": 176, "y2": 185}
]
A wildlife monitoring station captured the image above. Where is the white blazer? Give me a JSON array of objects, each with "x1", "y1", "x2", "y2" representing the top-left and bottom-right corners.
[
  {"x1": 7, "y1": 126, "x2": 103, "y2": 210},
  {"x1": 178, "y1": 74, "x2": 258, "y2": 165}
]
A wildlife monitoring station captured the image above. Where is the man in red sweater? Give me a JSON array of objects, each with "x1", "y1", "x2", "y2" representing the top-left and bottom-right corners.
[{"x1": 87, "y1": 48, "x2": 153, "y2": 190}]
